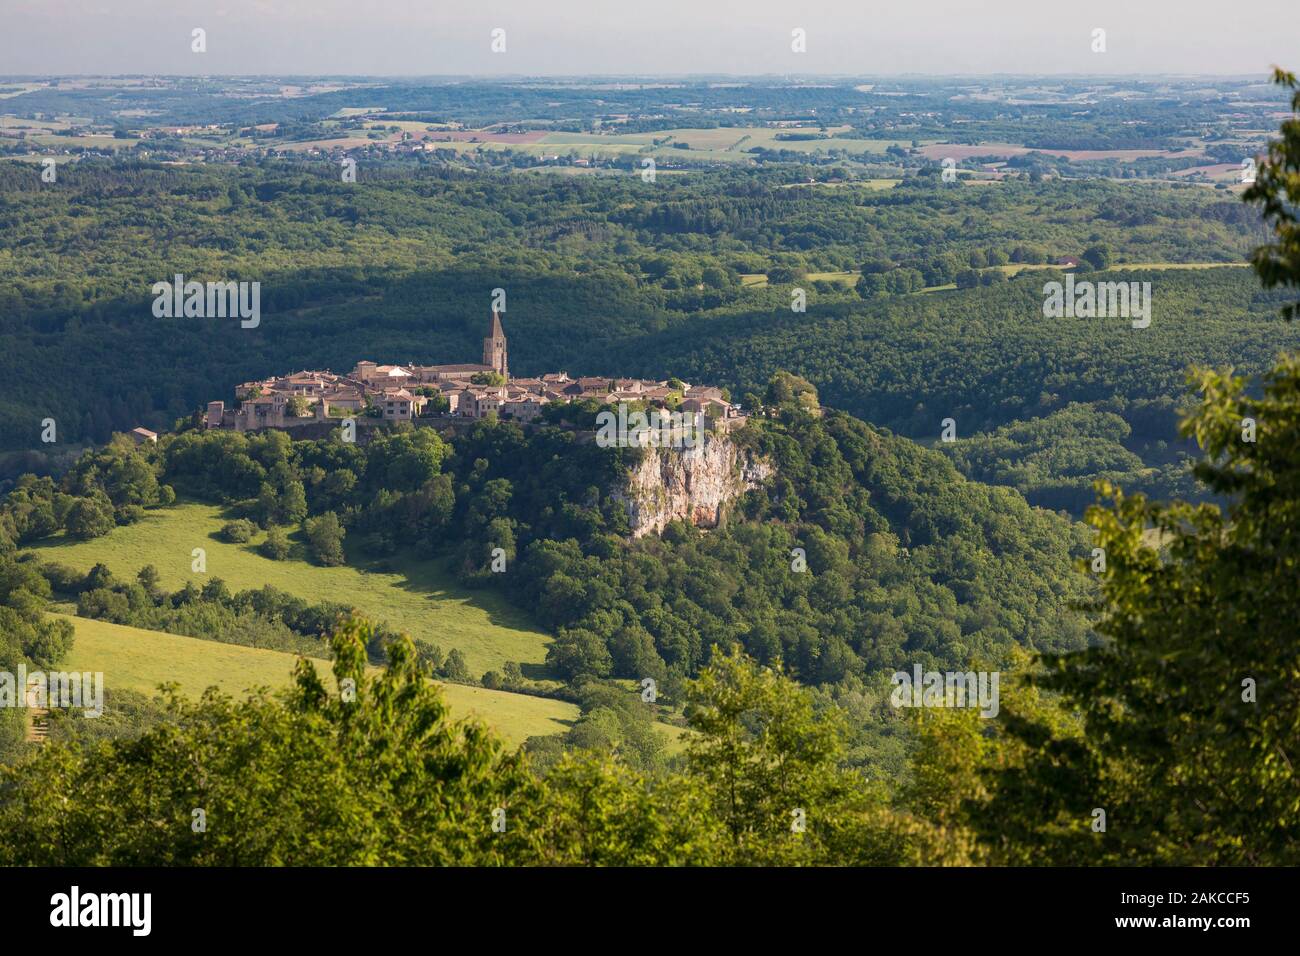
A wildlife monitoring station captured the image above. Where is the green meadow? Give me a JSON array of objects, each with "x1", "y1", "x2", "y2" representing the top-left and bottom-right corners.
[
  {"x1": 33, "y1": 504, "x2": 694, "y2": 751},
  {"x1": 60, "y1": 615, "x2": 579, "y2": 746},
  {"x1": 282, "y1": 121, "x2": 927, "y2": 166},
  {"x1": 29, "y1": 501, "x2": 553, "y2": 679}
]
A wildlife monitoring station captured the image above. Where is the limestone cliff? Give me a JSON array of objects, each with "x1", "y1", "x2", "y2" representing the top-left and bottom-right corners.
[{"x1": 611, "y1": 434, "x2": 772, "y2": 538}]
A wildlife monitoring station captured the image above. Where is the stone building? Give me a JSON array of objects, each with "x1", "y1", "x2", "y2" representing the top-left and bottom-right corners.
[{"x1": 205, "y1": 310, "x2": 745, "y2": 434}]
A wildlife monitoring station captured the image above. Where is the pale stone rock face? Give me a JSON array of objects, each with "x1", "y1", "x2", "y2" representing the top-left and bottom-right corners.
[{"x1": 612, "y1": 435, "x2": 772, "y2": 538}]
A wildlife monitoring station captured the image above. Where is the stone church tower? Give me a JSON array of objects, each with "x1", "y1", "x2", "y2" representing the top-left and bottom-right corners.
[{"x1": 483, "y1": 310, "x2": 508, "y2": 378}]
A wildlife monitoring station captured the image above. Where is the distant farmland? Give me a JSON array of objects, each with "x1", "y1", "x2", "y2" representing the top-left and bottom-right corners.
[{"x1": 916, "y1": 143, "x2": 1207, "y2": 162}]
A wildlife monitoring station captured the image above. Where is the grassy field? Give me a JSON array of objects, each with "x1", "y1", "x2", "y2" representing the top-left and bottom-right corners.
[
  {"x1": 0, "y1": 154, "x2": 79, "y2": 165},
  {"x1": 26, "y1": 133, "x2": 139, "y2": 149},
  {"x1": 0, "y1": 116, "x2": 71, "y2": 131},
  {"x1": 269, "y1": 122, "x2": 929, "y2": 166},
  {"x1": 1107, "y1": 262, "x2": 1251, "y2": 270},
  {"x1": 737, "y1": 127, "x2": 934, "y2": 154},
  {"x1": 60, "y1": 615, "x2": 579, "y2": 746},
  {"x1": 741, "y1": 259, "x2": 1250, "y2": 288},
  {"x1": 28, "y1": 501, "x2": 552, "y2": 679},
  {"x1": 778, "y1": 179, "x2": 901, "y2": 191}
]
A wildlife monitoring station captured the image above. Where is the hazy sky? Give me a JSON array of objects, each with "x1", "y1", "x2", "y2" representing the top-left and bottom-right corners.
[{"x1": 2, "y1": 0, "x2": 1298, "y2": 76}]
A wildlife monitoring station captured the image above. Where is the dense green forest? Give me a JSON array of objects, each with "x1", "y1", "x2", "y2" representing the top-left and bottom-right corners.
[{"x1": 2, "y1": 159, "x2": 1294, "y2": 514}]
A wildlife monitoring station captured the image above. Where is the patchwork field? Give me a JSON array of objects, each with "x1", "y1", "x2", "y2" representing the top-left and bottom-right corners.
[
  {"x1": 916, "y1": 143, "x2": 1207, "y2": 162},
  {"x1": 60, "y1": 615, "x2": 579, "y2": 746},
  {"x1": 18, "y1": 133, "x2": 140, "y2": 150},
  {"x1": 29, "y1": 501, "x2": 553, "y2": 679},
  {"x1": 732, "y1": 127, "x2": 932, "y2": 154},
  {"x1": 267, "y1": 120, "x2": 927, "y2": 166},
  {"x1": 0, "y1": 116, "x2": 72, "y2": 131}
]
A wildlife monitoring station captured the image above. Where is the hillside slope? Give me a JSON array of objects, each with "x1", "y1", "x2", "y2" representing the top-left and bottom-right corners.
[
  {"x1": 59, "y1": 615, "x2": 578, "y2": 746},
  {"x1": 30, "y1": 501, "x2": 550, "y2": 678}
]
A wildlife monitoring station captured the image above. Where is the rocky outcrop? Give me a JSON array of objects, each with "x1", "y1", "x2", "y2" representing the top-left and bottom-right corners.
[{"x1": 611, "y1": 434, "x2": 772, "y2": 538}]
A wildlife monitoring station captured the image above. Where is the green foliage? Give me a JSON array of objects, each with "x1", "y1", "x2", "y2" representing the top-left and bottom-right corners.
[
  {"x1": 965, "y1": 358, "x2": 1300, "y2": 864},
  {"x1": 763, "y1": 370, "x2": 819, "y2": 411},
  {"x1": 136, "y1": 564, "x2": 161, "y2": 595},
  {"x1": 260, "y1": 525, "x2": 291, "y2": 560},
  {"x1": 7, "y1": 77, "x2": 1300, "y2": 866},
  {"x1": 939, "y1": 401, "x2": 1198, "y2": 511},
  {"x1": 0, "y1": 158, "x2": 1274, "y2": 453},
  {"x1": 0, "y1": 551, "x2": 76, "y2": 762},
  {"x1": 63, "y1": 559, "x2": 346, "y2": 657},
  {"x1": 1081, "y1": 243, "x2": 1112, "y2": 270},
  {"x1": 595, "y1": 268, "x2": 1300, "y2": 515},
  {"x1": 685, "y1": 645, "x2": 851, "y2": 863},
  {"x1": 0, "y1": 615, "x2": 531, "y2": 864},
  {"x1": 933, "y1": 87, "x2": 1300, "y2": 865},
  {"x1": 1244, "y1": 68, "x2": 1300, "y2": 319},
  {"x1": 517, "y1": 405, "x2": 1089, "y2": 691},
  {"x1": 506, "y1": 751, "x2": 722, "y2": 865},
  {"x1": 221, "y1": 518, "x2": 256, "y2": 543},
  {"x1": 303, "y1": 512, "x2": 346, "y2": 567},
  {"x1": 441, "y1": 647, "x2": 470, "y2": 682},
  {"x1": 0, "y1": 440, "x2": 170, "y2": 544},
  {"x1": 27, "y1": 386, "x2": 1092, "y2": 724},
  {"x1": 65, "y1": 496, "x2": 115, "y2": 539},
  {"x1": 558, "y1": 682, "x2": 668, "y2": 774},
  {"x1": 0, "y1": 615, "x2": 907, "y2": 865}
]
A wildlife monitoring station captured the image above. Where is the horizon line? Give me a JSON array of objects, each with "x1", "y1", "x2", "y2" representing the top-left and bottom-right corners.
[{"x1": 1, "y1": 71, "x2": 1284, "y2": 82}]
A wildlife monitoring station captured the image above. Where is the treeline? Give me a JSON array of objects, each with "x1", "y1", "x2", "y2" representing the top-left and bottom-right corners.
[
  {"x1": 0, "y1": 549, "x2": 75, "y2": 759},
  {"x1": 40, "y1": 560, "x2": 338, "y2": 659},
  {"x1": 53, "y1": 560, "x2": 476, "y2": 680},
  {"x1": 0, "y1": 435, "x2": 176, "y2": 549},
  {"x1": 0, "y1": 616, "x2": 927, "y2": 865},
  {"x1": 938, "y1": 402, "x2": 1201, "y2": 512}
]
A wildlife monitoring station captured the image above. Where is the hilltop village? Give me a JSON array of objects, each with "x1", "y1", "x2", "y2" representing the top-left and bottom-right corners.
[{"x1": 203, "y1": 312, "x2": 747, "y2": 436}]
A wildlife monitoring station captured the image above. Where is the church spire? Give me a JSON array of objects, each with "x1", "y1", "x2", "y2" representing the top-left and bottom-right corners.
[{"x1": 483, "y1": 310, "x2": 508, "y2": 379}]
